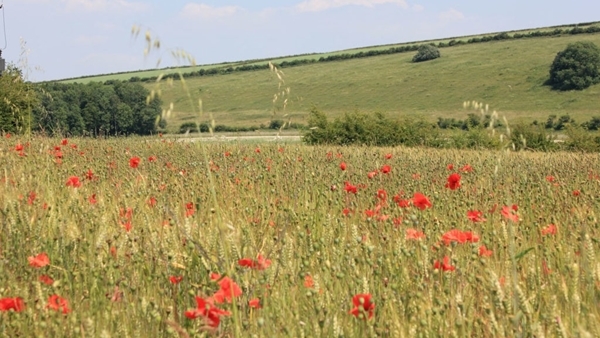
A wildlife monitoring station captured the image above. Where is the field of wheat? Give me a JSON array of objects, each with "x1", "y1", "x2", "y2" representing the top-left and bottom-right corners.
[{"x1": 0, "y1": 135, "x2": 599, "y2": 337}]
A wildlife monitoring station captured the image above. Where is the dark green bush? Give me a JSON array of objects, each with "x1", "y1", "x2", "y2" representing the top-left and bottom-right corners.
[
  {"x1": 581, "y1": 116, "x2": 600, "y2": 130},
  {"x1": 179, "y1": 122, "x2": 198, "y2": 134},
  {"x1": 412, "y1": 45, "x2": 441, "y2": 63},
  {"x1": 549, "y1": 41, "x2": 600, "y2": 90}
]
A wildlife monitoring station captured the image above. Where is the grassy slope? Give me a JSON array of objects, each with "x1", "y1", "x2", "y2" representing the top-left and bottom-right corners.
[
  {"x1": 155, "y1": 33, "x2": 600, "y2": 132},
  {"x1": 59, "y1": 22, "x2": 598, "y2": 85}
]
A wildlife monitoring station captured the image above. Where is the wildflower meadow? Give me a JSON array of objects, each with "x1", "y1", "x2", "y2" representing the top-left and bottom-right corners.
[{"x1": 0, "y1": 135, "x2": 599, "y2": 337}]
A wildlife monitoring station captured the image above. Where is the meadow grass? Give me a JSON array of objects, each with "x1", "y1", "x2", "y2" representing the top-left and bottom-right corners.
[
  {"x1": 151, "y1": 33, "x2": 600, "y2": 133},
  {"x1": 1, "y1": 135, "x2": 599, "y2": 337},
  {"x1": 57, "y1": 22, "x2": 600, "y2": 85}
]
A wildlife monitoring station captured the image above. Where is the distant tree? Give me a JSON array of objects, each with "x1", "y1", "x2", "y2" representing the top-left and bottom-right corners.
[
  {"x1": 412, "y1": 45, "x2": 441, "y2": 63},
  {"x1": 0, "y1": 65, "x2": 38, "y2": 134},
  {"x1": 549, "y1": 41, "x2": 600, "y2": 90},
  {"x1": 33, "y1": 81, "x2": 161, "y2": 136}
]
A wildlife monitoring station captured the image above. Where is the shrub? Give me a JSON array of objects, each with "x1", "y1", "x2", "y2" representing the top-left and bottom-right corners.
[
  {"x1": 581, "y1": 116, "x2": 600, "y2": 130},
  {"x1": 179, "y1": 122, "x2": 198, "y2": 134},
  {"x1": 563, "y1": 125, "x2": 600, "y2": 152},
  {"x1": 268, "y1": 119, "x2": 285, "y2": 130},
  {"x1": 549, "y1": 41, "x2": 600, "y2": 90},
  {"x1": 303, "y1": 108, "x2": 441, "y2": 147},
  {"x1": 510, "y1": 124, "x2": 556, "y2": 151},
  {"x1": 412, "y1": 45, "x2": 441, "y2": 63}
]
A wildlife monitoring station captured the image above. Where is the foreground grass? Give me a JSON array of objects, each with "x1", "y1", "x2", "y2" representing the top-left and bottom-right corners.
[{"x1": 1, "y1": 136, "x2": 599, "y2": 337}]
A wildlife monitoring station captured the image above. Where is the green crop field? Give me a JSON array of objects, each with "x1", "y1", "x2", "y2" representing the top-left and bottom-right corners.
[{"x1": 1, "y1": 136, "x2": 599, "y2": 336}]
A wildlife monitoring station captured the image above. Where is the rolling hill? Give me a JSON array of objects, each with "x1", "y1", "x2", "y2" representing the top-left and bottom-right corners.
[{"x1": 59, "y1": 23, "x2": 600, "y2": 133}]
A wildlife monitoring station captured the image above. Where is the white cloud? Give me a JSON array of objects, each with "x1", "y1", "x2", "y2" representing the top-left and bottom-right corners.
[
  {"x1": 439, "y1": 8, "x2": 464, "y2": 22},
  {"x1": 296, "y1": 0, "x2": 407, "y2": 12},
  {"x1": 63, "y1": 0, "x2": 148, "y2": 12},
  {"x1": 180, "y1": 3, "x2": 243, "y2": 19}
]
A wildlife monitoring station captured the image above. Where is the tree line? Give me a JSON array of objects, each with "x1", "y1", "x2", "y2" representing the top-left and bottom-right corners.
[{"x1": 0, "y1": 68, "x2": 163, "y2": 136}]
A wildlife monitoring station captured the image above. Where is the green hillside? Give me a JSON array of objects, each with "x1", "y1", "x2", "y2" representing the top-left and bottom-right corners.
[
  {"x1": 55, "y1": 23, "x2": 600, "y2": 133},
  {"x1": 154, "y1": 33, "x2": 600, "y2": 132}
]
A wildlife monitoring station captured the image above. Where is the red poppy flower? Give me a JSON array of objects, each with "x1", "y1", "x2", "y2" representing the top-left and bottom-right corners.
[
  {"x1": 342, "y1": 208, "x2": 353, "y2": 216},
  {"x1": 545, "y1": 175, "x2": 555, "y2": 182},
  {"x1": 380, "y1": 165, "x2": 391, "y2": 174},
  {"x1": 406, "y1": 228, "x2": 425, "y2": 240},
  {"x1": 460, "y1": 164, "x2": 473, "y2": 173},
  {"x1": 412, "y1": 192, "x2": 432, "y2": 210},
  {"x1": 248, "y1": 298, "x2": 261, "y2": 309},
  {"x1": 14, "y1": 144, "x2": 23, "y2": 152},
  {"x1": 28, "y1": 253, "x2": 50, "y2": 268},
  {"x1": 169, "y1": 276, "x2": 183, "y2": 284},
  {"x1": 121, "y1": 220, "x2": 132, "y2": 232},
  {"x1": 27, "y1": 191, "x2": 36, "y2": 205},
  {"x1": 572, "y1": 190, "x2": 581, "y2": 197},
  {"x1": 147, "y1": 196, "x2": 157, "y2": 207},
  {"x1": 0, "y1": 297, "x2": 25, "y2": 312},
  {"x1": 396, "y1": 199, "x2": 411, "y2": 208},
  {"x1": 344, "y1": 181, "x2": 357, "y2": 194},
  {"x1": 376, "y1": 189, "x2": 387, "y2": 202},
  {"x1": 445, "y1": 173, "x2": 461, "y2": 190},
  {"x1": 541, "y1": 224, "x2": 557, "y2": 236},
  {"x1": 212, "y1": 276, "x2": 243, "y2": 304},
  {"x1": 467, "y1": 210, "x2": 486, "y2": 222},
  {"x1": 61, "y1": 139, "x2": 68, "y2": 146},
  {"x1": 501, "y1": 205, "x2": 519, "y2": 222},
  {"x1": 304, "y1": 275, "x2": 314, "y2": 288},
  {"x1": 185, "y1": 296, "x2": 231, "y2": 328},
  {"x1": 385, "y1": 153, "x2": 392, "y2": 159},
  {"x1": 148, "y1": 156, "x2": 157, "y2": 162},
  {"x1": 88, "y1": 194, "x2": 97, "y2": 205},
  {"x1": 120, "y1": 207, "x2": 133, "y2": 219},
  {"x1": 129, "y1": 157, "x2": 141, "y2": 168},
  {"x1": 367, "y1": 171, "x2": 377, "y2": 179},
  {"x1": 433, "y1": 256, "x2": 455, "y2": 271},
  {"x1": 238, "y1": 254, "x2": 271, "y2": 270},
  {"x1": 85, "y1": 169, "x2": 94, "y2": 180},
  {"x1": 47, "y1": 294, "x2": 71, "y2": 314},
  {"x1": 447, "y1": 163, "x2": 454, "y2": 170},
  {"x1": 340, "y1": 162, "x2": 347, "y2": 171},
  {"x1": 185, "y1": 202, "x2": 195, "y2": 217},
  {"x1": 65, "y1": 176, "x2": 81, "y2": 188},
  {"x1": 349, "y1": 293, "x2": 375, "y2": 320},
  {"x1": 478, "y1": 245, "x2": 493, "y2": 257},
  {"x1": 364, "y1": 209, "x2": 377, "y2": 218},
  {"x1": 441, "y1": 229, "x2": 479, "y2": 245},
  {"x1": 39, "y1": 274, "x2": 54, "y2": 285}
]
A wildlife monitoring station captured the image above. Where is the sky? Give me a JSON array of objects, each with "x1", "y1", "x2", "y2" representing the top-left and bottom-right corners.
[{"x1": 0, "y1": 0, "x2": 598, "y2": 82}]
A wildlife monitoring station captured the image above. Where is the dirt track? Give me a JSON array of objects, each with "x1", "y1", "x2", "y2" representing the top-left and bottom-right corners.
[{"x1": 175, "y1": 135, "x2": 302, "y2": 143}]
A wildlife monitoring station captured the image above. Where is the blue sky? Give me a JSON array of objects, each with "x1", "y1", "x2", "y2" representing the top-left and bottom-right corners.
[{"x1": 1, "y1": 0, "x2": 598, "y2": 81}]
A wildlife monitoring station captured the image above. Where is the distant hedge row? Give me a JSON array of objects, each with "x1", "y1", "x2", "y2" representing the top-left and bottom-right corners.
[
  {"x1": 120, "y1": 24, "x2": 600, "y2": 84},
  {"x1": 303, "y1": 108, "x2": 600, "y2": 152}
]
